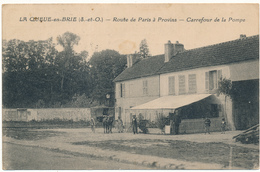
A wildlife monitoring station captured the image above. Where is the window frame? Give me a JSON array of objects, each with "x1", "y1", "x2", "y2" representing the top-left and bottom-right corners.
[{"x1": 178, "y1": 75, "x2": 186, "y2": 95}]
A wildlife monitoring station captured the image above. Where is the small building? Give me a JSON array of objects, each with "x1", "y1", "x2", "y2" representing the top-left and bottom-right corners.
[{"x1": 114, "y1": 35, "x2": 259, "y2": 133}]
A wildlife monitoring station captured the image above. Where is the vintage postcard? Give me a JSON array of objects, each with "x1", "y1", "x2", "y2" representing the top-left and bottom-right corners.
[{"x1": 2, "y1": 4, "x2": 259, "y2": 170}]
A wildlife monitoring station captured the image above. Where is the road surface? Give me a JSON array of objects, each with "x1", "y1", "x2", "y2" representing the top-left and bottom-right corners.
[{"x1": 3, "y1": 142, "x2": 151, "y2": 170}]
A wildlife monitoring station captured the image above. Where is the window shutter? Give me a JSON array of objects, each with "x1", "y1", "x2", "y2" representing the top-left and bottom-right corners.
[
  {"x1": 205, "y1": 72, "x2": 209, "y2": 92},
  {"x1": 168, "y1": 76, "x2": 175, "y2": 95},
  {"x1": 122, "y1": 83, "x2": 125, "y2": 97},
  {"x1": 120, "y1": 83, "x2": 123, "y2": 97}
]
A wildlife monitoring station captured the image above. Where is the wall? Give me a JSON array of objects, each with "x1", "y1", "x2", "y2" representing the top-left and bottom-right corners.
[
  {"x1": 3, "y1": 108, "x2": 91, "y2": 122},
  {"x1": 179, "y1": 117, "x2": 223, "y2": 134},
  {"x1": 229, "y1": 60, "x2": 259, "y2": 82},
  {"x1": 3, "y1": 109, "x2": 18, "y2": 121},
  {"x1": 160, "y1": 65, "x2": 230, "y2": 96},
  {"x1": 115, "y1": 75, "x2": 160, "y2": 125},
  {"x1": 115, "y1": 75, "x2": 160, "y2": 99},
  {"x1": 35, "y1": 108, "x2": 91, "y2": 121}
]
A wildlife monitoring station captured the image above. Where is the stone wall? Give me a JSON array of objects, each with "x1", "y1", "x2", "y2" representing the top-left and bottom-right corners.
[{"x1": 3, "y1": 108, "x2": 91, "y2": 122}]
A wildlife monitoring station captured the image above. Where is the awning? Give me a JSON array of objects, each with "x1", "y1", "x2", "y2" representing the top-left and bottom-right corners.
[{"x1": 130, "y1": 94, "x2": 213, "y2": 110}]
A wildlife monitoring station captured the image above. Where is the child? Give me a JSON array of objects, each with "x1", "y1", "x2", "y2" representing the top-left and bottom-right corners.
[{"x1": 221, "y1": 118, "x2": 226, "y2": 134}]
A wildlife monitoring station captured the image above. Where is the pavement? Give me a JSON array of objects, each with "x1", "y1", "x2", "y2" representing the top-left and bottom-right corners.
[{"x1": 2, "y1": 128, "x2": 259, "y2": 170}]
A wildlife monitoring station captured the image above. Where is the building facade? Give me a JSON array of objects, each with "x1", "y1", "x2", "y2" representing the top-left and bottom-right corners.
[{"x1": 114, "y1": 35, "x2": 259, "y2": 133}]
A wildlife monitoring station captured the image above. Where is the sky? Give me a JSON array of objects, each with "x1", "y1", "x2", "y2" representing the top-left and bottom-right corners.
[{"x1": 2, "y1": 4, "x2": 259, "y2": 59}]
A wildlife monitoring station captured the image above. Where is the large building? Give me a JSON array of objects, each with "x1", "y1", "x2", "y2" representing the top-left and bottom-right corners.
[{"x1": 114, "y1": 35, "x2": 259, "y2": 133}]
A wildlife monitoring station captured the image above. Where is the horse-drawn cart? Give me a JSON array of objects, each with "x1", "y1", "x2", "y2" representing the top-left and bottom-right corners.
[
  {"x1": 90, "y1": 106, "x2": 115, "y2": 133},
  {"x1": 90, "y1": 106, "x2": 114, "y2": 122}
]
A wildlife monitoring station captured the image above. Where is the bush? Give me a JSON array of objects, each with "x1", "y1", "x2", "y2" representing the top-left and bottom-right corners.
[{"x1": 138, "y1": 120, "x2": 149, "y2": 134}]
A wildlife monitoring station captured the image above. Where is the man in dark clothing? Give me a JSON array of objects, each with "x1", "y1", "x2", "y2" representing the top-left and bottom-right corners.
[
  {"x1": 204, "y1": 117, "x2": 211, "y2": 134},
  {"x1": 173, "y1": 110, "x2": 182, "y2": 135},
  {"x1": 132, "y1": 115, "x2": 138, "y2": 134},
  {"x1": 169, "y1": 112, "x2": 174, "y2": 135}
]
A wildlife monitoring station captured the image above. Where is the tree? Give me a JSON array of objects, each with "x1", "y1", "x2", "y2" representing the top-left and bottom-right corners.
[
  {"x1": 2, "y1": 38, "x2": 59, "y2": 108},
  {"x1": 2, "y1": 34, "x2": 91, "y2": 108},
  {"x1": 56, "y1": 32, "x2": 80, "y2": 91},
  {"x1": 138, "y1": 39, "x2": 150, "y2": 58},
  {"x1": 217, "y1": 77, "x2": 233, "y2": 129},
  {"x1": 89, "y1": 49, "x2": 127, "y2": 105}
]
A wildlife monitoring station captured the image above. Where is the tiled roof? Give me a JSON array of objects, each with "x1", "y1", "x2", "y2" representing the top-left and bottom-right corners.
[
  {"x1": 158, "y1": 35, "x2": 259, "y2": 74},
  {"x1": 113, "y1": 55, "x2": 165, "y2": 82},
  {"x1": 114, "y1": 35, "x2": 259, "y2": 82}
]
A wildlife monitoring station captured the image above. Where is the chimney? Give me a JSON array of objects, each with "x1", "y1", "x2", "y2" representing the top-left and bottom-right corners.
[
  {"x1": 240, "y1": 34, "x2": 246, "y2": 39},
  {"x1": 164, "y1": 40, "x2": 184, "y2": 62},
  {"x1": 127, "y1": 54, "x2": 140, "y2": 68}
]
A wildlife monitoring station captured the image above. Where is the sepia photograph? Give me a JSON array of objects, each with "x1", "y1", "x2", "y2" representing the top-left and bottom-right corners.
[{"x1": 1, "y1": 3, "x2": 259, "y2": 170}]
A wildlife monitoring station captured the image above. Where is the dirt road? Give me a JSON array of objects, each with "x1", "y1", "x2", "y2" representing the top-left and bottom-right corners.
[
  {"x1": 2, "y1": 127, "x2": 259, "y2": 170},
  {"x1": 3, "y1": 142, "x2": 152, "y2": 170}
]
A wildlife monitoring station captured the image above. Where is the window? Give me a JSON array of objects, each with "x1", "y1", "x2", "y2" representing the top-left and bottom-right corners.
[
  {"x1": 188, "y1": 74, "x2": 197, "y2": 93},
  {"x1": 209, "y1": 70, "x2": 217, "y2": 90},
  {"x1": 178, "y1": 75, "x2": 186, "y2": 95},
  {"x1": 205, "y1": 70, "x2": 222, "y2": 92},
  {"x1": 120, "y1": 83, "x2": 125, "y2": 97},
  {"x1": 143, "y1": 80, "x2": 148, "y2": 95},
  {"x1": 168, "y1": 76, "x2": 175, "y2": 95}
]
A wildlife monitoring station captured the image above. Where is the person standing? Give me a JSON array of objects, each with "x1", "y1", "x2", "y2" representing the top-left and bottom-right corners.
[
  {"x1": 118, "y1": 116, "x2": 124, "y2": 133},
  {"x1": 169, "y1": 112, "x2": 174, "y2": 135},
  {"x1": 204, "y1": 117, "x2": 211, "y2": 134},
  {"x1": 221, "y1": 118, "x2": 226, "y2": 134},
  {"x1": 90, "y1": 117, "x2": 95, "y2": 133},
  {"x1": 132, "y1": 115, "x2": 138, "y2": 134},
  {"x1": 173, "y1": 110, "x2": 182, "y2": 135}
]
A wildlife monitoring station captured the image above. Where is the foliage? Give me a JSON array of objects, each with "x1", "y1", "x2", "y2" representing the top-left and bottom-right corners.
[
  {"x1": 138, "y1": 39, "x2": 150, "y2": 58},
  {"x1": 217, "y1": 77, "x2": 233, "y2": 98},
  {"x1": 138, "y1": 120, "x2": 149, "y2": 134},
  {"x1": 156, "y1": 114, "x2": 168, "y2": 131},
  {"x1": 2, "y1": 38, "x2": 59, "y2": 108},
  {"x1": 63, "y1": 93, "x2": 93, "y2": 108},
  {"x1": 88, "y1": 49, "x2": 127, "y2": 105},
  {"x1": 2, "y1": 32, "x2": 127, "y2": 108},
  {"x1": 2, "y1": 33, "x2": 91, "y2": 108}
]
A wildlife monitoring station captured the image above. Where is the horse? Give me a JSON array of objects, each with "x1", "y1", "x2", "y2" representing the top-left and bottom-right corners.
[{"x1": 102, "y1": 115, "x2": 114, "y2": 133}]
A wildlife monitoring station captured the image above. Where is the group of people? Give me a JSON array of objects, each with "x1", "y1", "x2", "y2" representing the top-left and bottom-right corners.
[
  {"x1": 204, "y1": 117, "x2": 226, "y2": 134},
  {"x1": 90, "y1": 113, "x2": 228, "y2": 135}
]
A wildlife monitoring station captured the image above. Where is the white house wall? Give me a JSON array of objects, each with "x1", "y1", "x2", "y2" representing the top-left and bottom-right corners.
[
  {"x1": 115, "y1": 76, "x2": 160, "y2": 124},
  {"x1": 115, "y1": 75, "x2": 160, "y2": 99},
  {"x1": 160, "y1": 65, "x2": 230, "y2": 96},
  {"x1": 229, "y1": 60, "x2": 259, "y2": 81}
]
